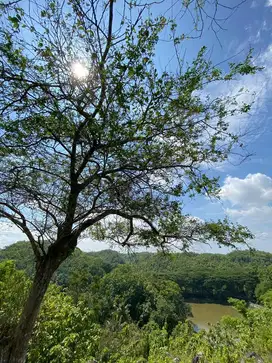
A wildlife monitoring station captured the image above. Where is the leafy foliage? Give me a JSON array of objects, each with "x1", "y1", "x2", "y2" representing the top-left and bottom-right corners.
[
  {"x1": 0, "y1": 260, "x2": 30, "y2": 341},
  {"x1": 28, "y1": 284, "x2": 99, "y2": 363},
  {"x1": 255, "y1": 265, "x2": 272, "y2": 300},
  {"x1": 1, "y1": 259, "x2": 272, "y2": 362}
]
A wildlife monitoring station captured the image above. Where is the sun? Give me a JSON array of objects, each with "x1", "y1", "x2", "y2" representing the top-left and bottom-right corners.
[{"x1": 71, "y1": 62, "x2": 88, "y2": 79}]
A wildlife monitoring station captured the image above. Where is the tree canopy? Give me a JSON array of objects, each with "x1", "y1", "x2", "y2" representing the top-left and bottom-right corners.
[{"x1": 0, "y1": 0, "x2": 257, "y2": 257}]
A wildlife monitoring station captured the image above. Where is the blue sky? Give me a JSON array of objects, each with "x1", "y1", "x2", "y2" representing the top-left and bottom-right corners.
[
  {"x1": 1, "y1": 0, "x2": 272, "y2": 253},
  {"x1": 179, "y1": 0, "x2": 272, "y2": 253}
]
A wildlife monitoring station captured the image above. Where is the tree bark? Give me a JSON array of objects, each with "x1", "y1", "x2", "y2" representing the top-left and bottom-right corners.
[{"x1": 0, "y1": 256, "x2": 60, "y2": 363}]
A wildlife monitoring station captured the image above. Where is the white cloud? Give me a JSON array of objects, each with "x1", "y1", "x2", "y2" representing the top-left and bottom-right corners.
[
  {"x1": 78, "y1": 238, "x2": 114, "y2": 252},
  {"x1": 266, "y1": 0, "x2": 272, "y2": 6},
  {"x1": 0, "y1": 222, "x2": 25, "y2": 249},
  {"x1": 220, "y1": 173, "x2": 272, "y2": 251},
  {"x1": 226, "y1": 205, "x2": 272, "y2": 222},
  {"x1": 220, "y1": 173, "x2": 272, "y2": 207}
]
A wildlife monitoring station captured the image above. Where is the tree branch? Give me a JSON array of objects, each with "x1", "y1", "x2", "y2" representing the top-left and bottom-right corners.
[
  {"x1": 75, "y1": 209, "x2": 160, "y2": 237},
  {"x1": 0, "y1": 202, "x2": 40, "y2": 259}
]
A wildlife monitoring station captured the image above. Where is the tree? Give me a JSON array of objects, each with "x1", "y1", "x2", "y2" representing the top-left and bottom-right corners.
[
  {"x1": 27, "y1": 284, "x2": 98, "y2": 363},
  {"x1": 0, "y1": 0, "x2": 258, "y2": 361}
]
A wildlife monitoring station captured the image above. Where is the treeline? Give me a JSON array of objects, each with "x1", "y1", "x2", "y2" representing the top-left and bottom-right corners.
[
  {"x1": 1, "y1": 242, "x2": 272, "y2": 303},
  {"x1": 130, "y1": 250, "x2": 272, "y2": 302}
]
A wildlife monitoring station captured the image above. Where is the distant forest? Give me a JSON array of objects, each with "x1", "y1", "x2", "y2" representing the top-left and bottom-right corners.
[{"x1": 2, "y1": 241, "x2": 272, "y2": 304}]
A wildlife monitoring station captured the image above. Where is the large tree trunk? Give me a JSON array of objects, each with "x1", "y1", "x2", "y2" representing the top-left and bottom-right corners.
[{"x1": 0, "y1": 256, "x2": 59, "y2": 363}]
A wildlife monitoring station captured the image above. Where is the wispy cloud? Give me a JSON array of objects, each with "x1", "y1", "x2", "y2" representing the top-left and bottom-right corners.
[
  {"x1": 207, "y1": 44, "x2": 272, "y2": 139},
  {"x1": 200, "y1": 45, "x2": 272, "y2": 172},
  {"x1": 265, "y1": 0, "x2": 272, "y2": 7},
  {"x1": 247, "y1": 20, "x2": 271, "y2": 44},
  {"x1": 250, "y1": 1, "x2": 259, "y2": 8}
]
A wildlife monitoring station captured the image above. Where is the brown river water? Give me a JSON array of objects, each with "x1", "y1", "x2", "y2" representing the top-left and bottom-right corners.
[{"x1": 189, "y1": 302, "x2": 241, "y2": 331}]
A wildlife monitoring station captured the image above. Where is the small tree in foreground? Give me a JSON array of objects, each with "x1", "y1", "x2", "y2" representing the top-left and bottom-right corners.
[{"x1": 0, "y1": 0, "x2": 257, "y2": 361}]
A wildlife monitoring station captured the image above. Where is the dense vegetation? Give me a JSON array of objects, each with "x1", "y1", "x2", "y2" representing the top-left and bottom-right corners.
[
  {"x1": 1, "y1": 242, "x2": 272, "y2": 362},
  {"x1": 2, "y1": 241, "x2": 272, "y2": 303}
]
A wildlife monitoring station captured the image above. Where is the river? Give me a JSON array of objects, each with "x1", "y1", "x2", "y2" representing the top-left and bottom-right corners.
[{"x1": 189, "y1": 302, "x2": 241, "y2": 331}]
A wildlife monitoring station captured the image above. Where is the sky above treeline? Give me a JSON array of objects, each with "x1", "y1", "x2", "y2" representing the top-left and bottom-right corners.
[
  {"x1": 0, "y1": 0, "x2": 272, "y2": 253},
  {"x1": 180, "y1": 0, "x2": 272, "y2": 253}
]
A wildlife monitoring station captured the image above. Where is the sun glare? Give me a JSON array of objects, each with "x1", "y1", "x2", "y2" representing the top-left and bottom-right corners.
[{"x1": 71, "y1": 62, "x2": 88, "y2": 79}]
